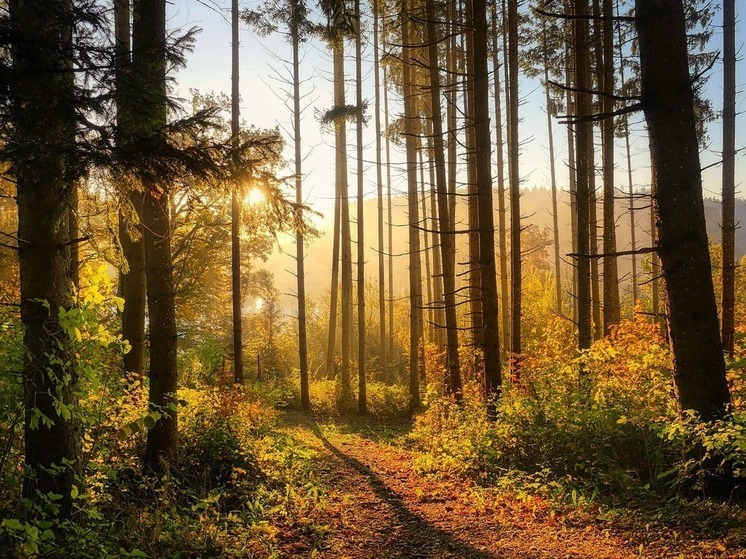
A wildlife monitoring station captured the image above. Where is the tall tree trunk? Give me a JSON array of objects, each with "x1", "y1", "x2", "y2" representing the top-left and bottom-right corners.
[
  {"x1": 373, "y1": 0, "x2": 388, "y2": 384},
  {"x1": 383, "y1": 49, "x2": 395, "y2": 382},
  {"x1": 427, "y1": 123, "x2": 446, "y2": 352},
  {"x1": 616, "y1": 0, "x2": 637, "y2": 314},
  {"x1": 600, "y1": 0, "x2": 619, "y2": 333},
  {"x1": 446, "y1": 0, "x2": 458, "y2": 229},
  {"x1": 636, "y1": 0, "x2": 730, "y2": 420},
  {"x1": 589, "y1": 134, "x2": 601, "y2": 339},
  {"x1": 651, "y1": 195, "x2": 661, "y2": 332},
  {"x1": 542, "y1": 26, "x2": 562, "y2": 315},
  {"x1": 325, "y1": 168, "x2": 341, "y2": 379},
  {"x1": 231, "y1": 0, "x2": 244, "y2": 385},
  {"x1": 355, "y1": 0, "x2": 367, "y2": 414},
  {"x1": 507, "y1": 0, "x2": 521, "y2": 366},
  {"x1": 425, "y1": 0, "x2": 462, "y2": 397},
  {"x1": 491, "y1": 0, "x2": 510, "y2": 353},
  {"x1": 136, "y1": 0, "x2": 179, "y2": 467},
  {"x1": 721, "y1": 0, "x2": 736, "y2": 357},
  {"x1": 589, "y1": 0, "x2": 601, "y2": 340},
  {"x1": 116, "y1": 0, "x2": 147, "y2": 381},
  {"x1": 574, "y1": 0, "x2": 593, "y2": 353},
  {"x1": 624, "y1": 121, "x2": 638, "y2": 311},
  {"x1": 464, "y1": 0, "x2": 483, "y2": 375},
  {"x1": 565, "y1": 40, "x2": 579, "y2": 325},
  {"x1": 419, "y1": 147, "x2": 434, "y2": 346},
  {"x1": 12, "y1": 0, "x2": 81, "y2": 516},
  {"x1": 291, "y1": 0, "x2": 310, "y2": 409},
  {"x1": 473, "y1": 0, "x2": 503, "y2": 408},
  {"x1": 402, "y1": 0, "x2": 422, "y2": 412},
  {"x1": 333, "y1": 34, "x2": 353, "y2": 401}
]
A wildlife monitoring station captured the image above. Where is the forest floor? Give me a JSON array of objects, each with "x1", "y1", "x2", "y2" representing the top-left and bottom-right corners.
[{"x1": 272, "y1": 411, "x2": 746, "y2": 559}]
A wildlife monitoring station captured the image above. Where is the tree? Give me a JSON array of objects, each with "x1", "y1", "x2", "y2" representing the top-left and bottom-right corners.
[
  {"x1": 490, "y1": 0, "x2": 510, "y2": 351},
  {"x1": 472, "y1": 0, "x2": 502, "y2": 408},
  {"x1": 464, "y1": 0, "x2": 484, "y2": 374},
  {"x1": 543, "y1": 26, "x2": 563, "y2": 316},
  {"x1": 231, "y1": 0, "x2": 245, "y2": 385},
  {"x1": 8, "y1": 0, "x2": 81, "y2": 516},
  {"x1": 573, "y1": 0, "x2": 593, "y2": 353},
  {"x1": 507, "y1": 0, "x2": 522, "y2": 366},
  {"x1": 135, "y1": 0, "x2": 179, "y2": 467},
  {"x1": 292, "y1": 0, "x2": 311, "y2": 409},
  {"x1": 636, "y1": 0, "x2": 730, "y2": 420},
  {"x1": 373, "y1": 0, "x2": 389, "y2": 386},
  {"x1": 401, "y1": 0, "x2": 422, "y2": 412},
  {"x1": 721, "y1": 0, "x2": 736, "y2": 357},
  {"x1": 383, "y1": 25, "x2": 396, "y2": 383},
  {"x1": 354, "y1": 0, "x2": 367, "y2": 414},
  {"x1": 326, "y1": 4, "x2": 354, "y2": 402},
  {"x1": 243, "y1": 0, "x2": 317, "y2": 407},
  {"x1": 116, "y1": 0, "x2": 147, "y2": 381},
  {"x1": 600, "y1": 0, "x2": 619, "y2": 332}
]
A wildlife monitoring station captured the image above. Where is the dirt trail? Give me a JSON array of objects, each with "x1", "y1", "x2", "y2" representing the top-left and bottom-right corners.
[{"x1": 276, "y1": 412, "x2": 744, "y2": 559}]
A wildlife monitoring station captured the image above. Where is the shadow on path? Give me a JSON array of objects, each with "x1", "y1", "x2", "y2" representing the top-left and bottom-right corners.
[{"x1": 307, "y1": 420, "x2": 499, "y2": 559}]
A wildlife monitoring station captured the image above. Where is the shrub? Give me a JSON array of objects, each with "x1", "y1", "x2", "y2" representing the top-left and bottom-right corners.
[{"x1": 410, "y1": 320, "x2": 691, "y2": 500}]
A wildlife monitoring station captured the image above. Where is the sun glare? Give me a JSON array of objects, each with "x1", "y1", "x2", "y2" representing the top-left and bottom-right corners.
[
  {"x1": 244, "y1": 188, "x2": 266, "y2": 206},
  {"x1": 255, "y1": 297, "x2": 265, "y2": 311}
]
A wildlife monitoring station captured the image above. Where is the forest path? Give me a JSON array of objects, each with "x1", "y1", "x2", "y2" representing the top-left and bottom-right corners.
[{"x1": 272, "y1": 411, "x2": 706, "y2": 559}]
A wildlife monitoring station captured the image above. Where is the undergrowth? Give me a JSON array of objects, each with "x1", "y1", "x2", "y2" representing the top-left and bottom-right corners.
[
  {"x1": 1, "y1": 384, "x2": 330, "y2": 558},
  {"x1": 410, "y1": 319, "x2": 746, "y2": 509}
]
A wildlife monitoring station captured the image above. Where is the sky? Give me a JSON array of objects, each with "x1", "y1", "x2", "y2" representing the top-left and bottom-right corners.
[
  {"x1": 167, "y1": 0, "x2": 746, "y2": 216},
  {"x1": 164, "y1": 0, "x2": 746, "y2": 309}
]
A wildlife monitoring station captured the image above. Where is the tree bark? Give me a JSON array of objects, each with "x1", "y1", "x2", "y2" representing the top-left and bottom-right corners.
[
  {"x1": 402, "y1": 0, "x2": 422, "y2": 412},
  {"x1": 565, "y1": 39, "x2": 579, "y2": 325},
  {"x1": 721, "y1": 0, "x2": 736, "y2": 357},
  {"x1": 12, "y1": 0, "x2": 81, "y2": 515},
  {"x1": 325, "y1": 165, "x2": 341, "y2": 379},
  {"x1": 419, "y1": 147, "x2": 434, "y2": 348},
  {"x1": 291, "y1": 0, "x2": 310, "y2": 409},
  {"x1": 636, "y1": 0, "x2": 730, "y2": 420},
  {"x1": 355, "y1": 0, "x2": 367, "y2": 414},
  {"x1": 507, "y1": 0, "x2": 521, "y2": 366},
  {"x1": 464, "y1": 0, "x2": 483, "y2": 375},
  {"x1": 383, "y1": 45, "x2": 395, "y2": 382},
  {"x1": 589, "y1": 131, "x2": 601, "y2": 339},
  {"x1": 426, "y1": 124, "x2": 446, "y2": 352},
  {"x1": 333, "y1": 32, "x2": 353, "y2": 401},
  {"x1": 446, "y1": 0, "x2": 458, "y2": 230},
  {"x1": 542, "y1": 26, "x2": 562, "y2": 316},
  {"x1": 573, "y1": 0, "x2": 593, "y2": 352},
  {"x1": 425, "y1": 0, "x2": 462, "y2": 398},
  {"x1": 135, "y1": 0, "x2": 179, "y2": 467},
  {"x1": 491, "y1": 0, "x2": 510, "y2": 354},
  {"x1": 116, "y1": 0, "x2": 147, "y2": 381},
  {"x1": 373, "y1": 0, "x2": 388, "y2": 385},
  {"x1": 231, "y1": 0, "x2": 244, "y2": 385},
  {"x1": 601, "y1": 0, "x2": 619, "y2": 333},
  {"x1": 473, "y1": 0, "x2": 503, "y2": 409}
]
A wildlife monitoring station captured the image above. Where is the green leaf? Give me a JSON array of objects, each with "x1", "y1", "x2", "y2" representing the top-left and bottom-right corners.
[
  {"x1": 2, "y1": 518, "x2": 24, "y2": 531},
  {"x1": 70, "y1": 485, "x2": 79, "y2": 499},
  {"x1": 41, "y1": 529, "x2": 55, "y2": 541},
  {"x1": 117, "y1": 425, "x2": 131, "y2": 441},
  {"x1": 58, "y1": 403, "x2": 71, "y2": 421}
]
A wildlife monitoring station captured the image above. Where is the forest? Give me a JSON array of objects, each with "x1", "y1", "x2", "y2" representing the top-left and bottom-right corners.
[{"x1": 0, "y1": 0, "x2": 745, "y2": 557}]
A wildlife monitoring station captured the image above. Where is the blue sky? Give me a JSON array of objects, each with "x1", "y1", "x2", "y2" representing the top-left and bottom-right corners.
[{"x1": 168, "y1": 0, "x2": 746, "y2": 218}]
